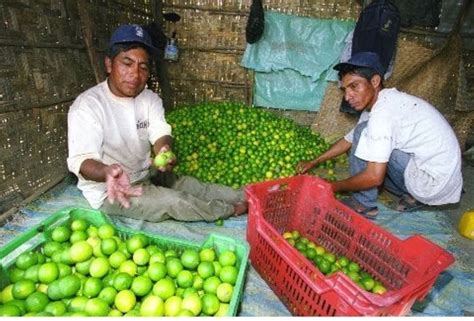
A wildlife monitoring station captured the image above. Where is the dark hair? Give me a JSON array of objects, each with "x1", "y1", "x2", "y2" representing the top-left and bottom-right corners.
[
  {"x1": 106, "y1": 42, "x2": 152, "y2": 59},
  {"x1": 337, "y1": 65, "x2": 383, "y2": 86}
]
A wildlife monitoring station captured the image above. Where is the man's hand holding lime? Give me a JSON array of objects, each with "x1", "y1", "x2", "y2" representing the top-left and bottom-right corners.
[{"x1": 153, "y1": 145, "x2": 176, "y2": 172}]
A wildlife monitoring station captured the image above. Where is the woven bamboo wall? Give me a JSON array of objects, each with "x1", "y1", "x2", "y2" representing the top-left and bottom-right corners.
[
  {"x1": 0, "y1": 1, "x2": 93, "y2": 214},
  {"x1": 159, "y1": 0, "x2": 362, "y2": 108}
]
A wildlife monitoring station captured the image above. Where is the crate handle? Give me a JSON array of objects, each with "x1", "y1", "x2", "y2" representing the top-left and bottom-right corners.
[{"x1": 267, "y1": 183, "x2": 289, "y2": 192}]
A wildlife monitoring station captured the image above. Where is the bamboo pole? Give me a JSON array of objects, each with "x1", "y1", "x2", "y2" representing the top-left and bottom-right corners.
[{"x1": 77, "y1": 0, "x2": 104, "y2": 84}]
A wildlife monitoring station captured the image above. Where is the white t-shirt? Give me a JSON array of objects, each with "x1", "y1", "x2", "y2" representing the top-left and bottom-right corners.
[
  {"x1": 345, "y1": 88, "x2": 463, "y2": 205},
  {"x1": 67, "y1": 81, "x2": 172, "y2": 209}
]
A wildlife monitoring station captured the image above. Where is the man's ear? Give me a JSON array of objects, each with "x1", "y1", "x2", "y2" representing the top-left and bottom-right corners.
[
  {"x1": 371, "y1": 74, "x2": 382, "y2": 89},
  {"x1": 105, "y1": 56, "x2": 112, "y2": 74}
]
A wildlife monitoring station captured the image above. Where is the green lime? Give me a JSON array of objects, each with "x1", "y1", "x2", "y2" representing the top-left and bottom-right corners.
[
  {"x1": 101, "y1": 238, "x2": 118, "y2": 256},
  {"x1": 0, "y1": 304, "x2": 22, "y2": 316},
  {"x1": 4, "y1": 299, "x2": 26, "y2": 315},
  {"x1": 166, "y1": 257, "x2": 183, "y2": 278},
  {"x1": 70, "y1": 218, "x2": 89, "y2": 232},
  {"x1": 219, "y1": 266, "x2": 238, "y2": 285},
  {"x1": 83, "y1": 277, "x2": 103, "y2": 298},
  {"x1": 199, "y1": 248, "x2": 216, "y2": 263},
  {"x1": 89, "y1": 257, "x2": 110, "y2": 278},
  {"x1": 38, "y1": 262, "x2": 59, "y2": 284},
  {"x1": 70, "y1": 230, "x2": 88, "y2": 243},
  {"x1": 372, "y1": 283, "x2": 387, "y2": 295},
  {"x1": 25, "y1": 291, "x2": 49, "y2": 313},
  {"x1": 98, "y1": 287, "x2": 117, "y2": 305},
  {"x1": 218, "y1": 250, "x2": 237, "y2": 267},
  {"x1": 176, "y1": 270, "x2": 194, "y2": 288},
  {"x1": 203, "y1": 276, "x2": 221, "y2": 294},
  {"x1": 153, "y1": 278, "x2": 176, "y2": 300},
  {"x1": 119, "y1": 260, "x2": 138, "y2": 277},
  {"x1": 67, "y1": 296, "x2": 88, "y2": 312},
  {"x1": 8, "y1": 267, "x2": 25, "y2": 283},
  {"x1": 97, "y1": 224, "x2": 115, "y2": 239},
  {"x1": 163, "y1": 295, "x2": 181, "y2": 316},
  {"x1": 347, "y1": 271, "x2": 361, "y2": 282},
  {"x1": 109, "y1": 251, "x2": 128, "y2": 269},
  {"x1": 140, "y1": 295, "x2": 164, "y2": 316},
  {"x1": 148, "y1": 262, "x2": 167, "y2": 282},
  {"x1": 131, "y1": 276, "x2": 153, "y2": 297},
  {"x1": 180, "y1": 249, "x2": 200, "y2": 270},
  {"x1": 59, "y1": 275, "x2": 82, "y2": 298},
  {"x1": 216, "y1": 283, "x2": 233, "y2": 303},
  {"x1": 317, "y1": 259, "x2": 331, "y2": 275},
  {"x1": 43, "y1": 300, "x2": 67, "y2": 316},
  {"x1": 201, "y1": 293, "x2": 220, "y2": 315},
  {"x1": 323, "y1": 252, "x2": 336, "y2": 264},
  {"x1": 126, "y1": 235, "x2": 147, "y2": 254},
  {"x1": 337, "y1": 256, "x2": 350, "y2": 268},
  {"x1": 43, "y1": 241, "x2": 63, "y2": 257},
  {"x1": 114, "y1": 289, "x2": 136, "y2": 313},
  {"x1": 85, "y1": 297, "x2": 110, "y2": 316},
  {"x1": 15, "y1": 252, "x2": 38, "y2": 270},
  {"x1": 12, "y1": 280, "x2": 36, "y2": 300},
  {"x1": 361, "y1": 276, "x2": 376, "y2": 291},
  {"x1": 51, "y1": 226, "x2": 71, "y2": 243},
  {"x1": 305, "y1": 248, "x2": 317, "y2": 259},
  {"x1": 348, "y1": 262, "x2": 361, "y2": 273},
  {"x1": 180, "y1": 293, "x2": 201, "y2": 316},
  {"x1": 133, "y1": 248, "x2": 150, "y2": 266},
  {"x1": 197, "y1": 261, "x2": 215, "y2": 279},
  {"x1": 295, "y1": 241, "x2": 307, "y2": 252},
  {"x1": 113, "y1": 272, "x2": 133, "y2": 291}
]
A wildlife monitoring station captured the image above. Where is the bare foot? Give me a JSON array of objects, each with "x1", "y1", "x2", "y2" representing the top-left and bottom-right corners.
[{"x1": 233, "y1": 201, "x2": 248, "y2": 216}]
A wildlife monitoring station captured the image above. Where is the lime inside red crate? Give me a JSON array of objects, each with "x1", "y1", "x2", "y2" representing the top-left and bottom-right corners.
[{"x1": 245, "y1": 175, "x2": 454, "y2": 316}]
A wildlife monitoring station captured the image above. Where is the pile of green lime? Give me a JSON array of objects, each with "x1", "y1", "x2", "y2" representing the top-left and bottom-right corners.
[
  {"x1": 167, "y1": 102, "x2": 335, "y2": 189},
  {"x1": 282, "y1": 230, "x2": 387, "y2": 295},
  {"x1": 0, "y1": 219, "x2": 240, "y2": 317}
]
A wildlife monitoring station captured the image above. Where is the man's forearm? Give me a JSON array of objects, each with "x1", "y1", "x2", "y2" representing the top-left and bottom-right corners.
[
  {"x1": 331, "y1": 162, "x2": 386, "y2": 192},
  {"x1": 331, "y1": 174, "x2": 380, "y2": 192},
  {"x1": 316, "y1": 138, "x2": 352, "y2": 164},
  {"x1": 153, "y1": 135, "x2": 173, "y2": 155},
  {"x1": 79, "y1": 159, "x2": 109, "y2": 182}
]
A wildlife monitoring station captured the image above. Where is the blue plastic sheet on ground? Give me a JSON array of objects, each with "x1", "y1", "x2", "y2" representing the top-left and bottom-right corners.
[
  {"x1": 241, "y1": 11, "x2": 354, "y2": 111},
  {"x1": 0, "y1": 181, "x2": 473, "y2": 316}
]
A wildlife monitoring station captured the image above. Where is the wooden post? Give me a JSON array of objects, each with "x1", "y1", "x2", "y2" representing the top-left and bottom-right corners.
[
  {"x1": 151, "y1": 0, "x2": 173, "y2": 111},
  {"x1": 77, "y1": 0, "x2": 104, "y2": 84}
]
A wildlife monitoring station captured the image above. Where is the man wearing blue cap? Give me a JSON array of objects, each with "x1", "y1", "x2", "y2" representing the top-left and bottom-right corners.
[
  {"x1": 67, "y1": 24, "x2": 247, "y2": 222},
  {"x1": 297, "y1": 52, "x2": 463, "y2": 218}
]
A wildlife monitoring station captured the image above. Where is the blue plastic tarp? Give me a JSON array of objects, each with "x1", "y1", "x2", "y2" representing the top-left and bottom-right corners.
[{"x1": 241, "y1": 11, "x2": 354, "y2": 111}]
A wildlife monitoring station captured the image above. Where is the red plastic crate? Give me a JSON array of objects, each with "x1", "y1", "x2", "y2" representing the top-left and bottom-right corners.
[{"x1": 245, "y1": 175, "x2": 454, "y2": 316}]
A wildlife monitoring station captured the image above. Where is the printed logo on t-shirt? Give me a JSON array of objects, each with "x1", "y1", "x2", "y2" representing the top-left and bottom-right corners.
[{"x1": 136, "y1": 119, "x2": 149, "y2": 129}]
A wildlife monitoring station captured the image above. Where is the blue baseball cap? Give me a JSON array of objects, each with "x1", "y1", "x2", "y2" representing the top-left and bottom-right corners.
[
  {"x1": 334, "y1": 52, "x2": 385, "y2": 76},
  {"x1": 108, "y1": 24, "x2": 157, "y2": 53}
]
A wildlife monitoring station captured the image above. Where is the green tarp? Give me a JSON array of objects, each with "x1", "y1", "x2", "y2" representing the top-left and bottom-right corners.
[{"x1": 241, "y1": 11, "x2": 354, "y2": 111}]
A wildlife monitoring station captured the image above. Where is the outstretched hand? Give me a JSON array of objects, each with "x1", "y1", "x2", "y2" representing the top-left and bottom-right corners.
[
  {"x1": 105, "y1": 164, "x2": 143, "y2": 208},
  {"x1": 296, "y1": 160, "x2": 317, "y2": 174}
]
